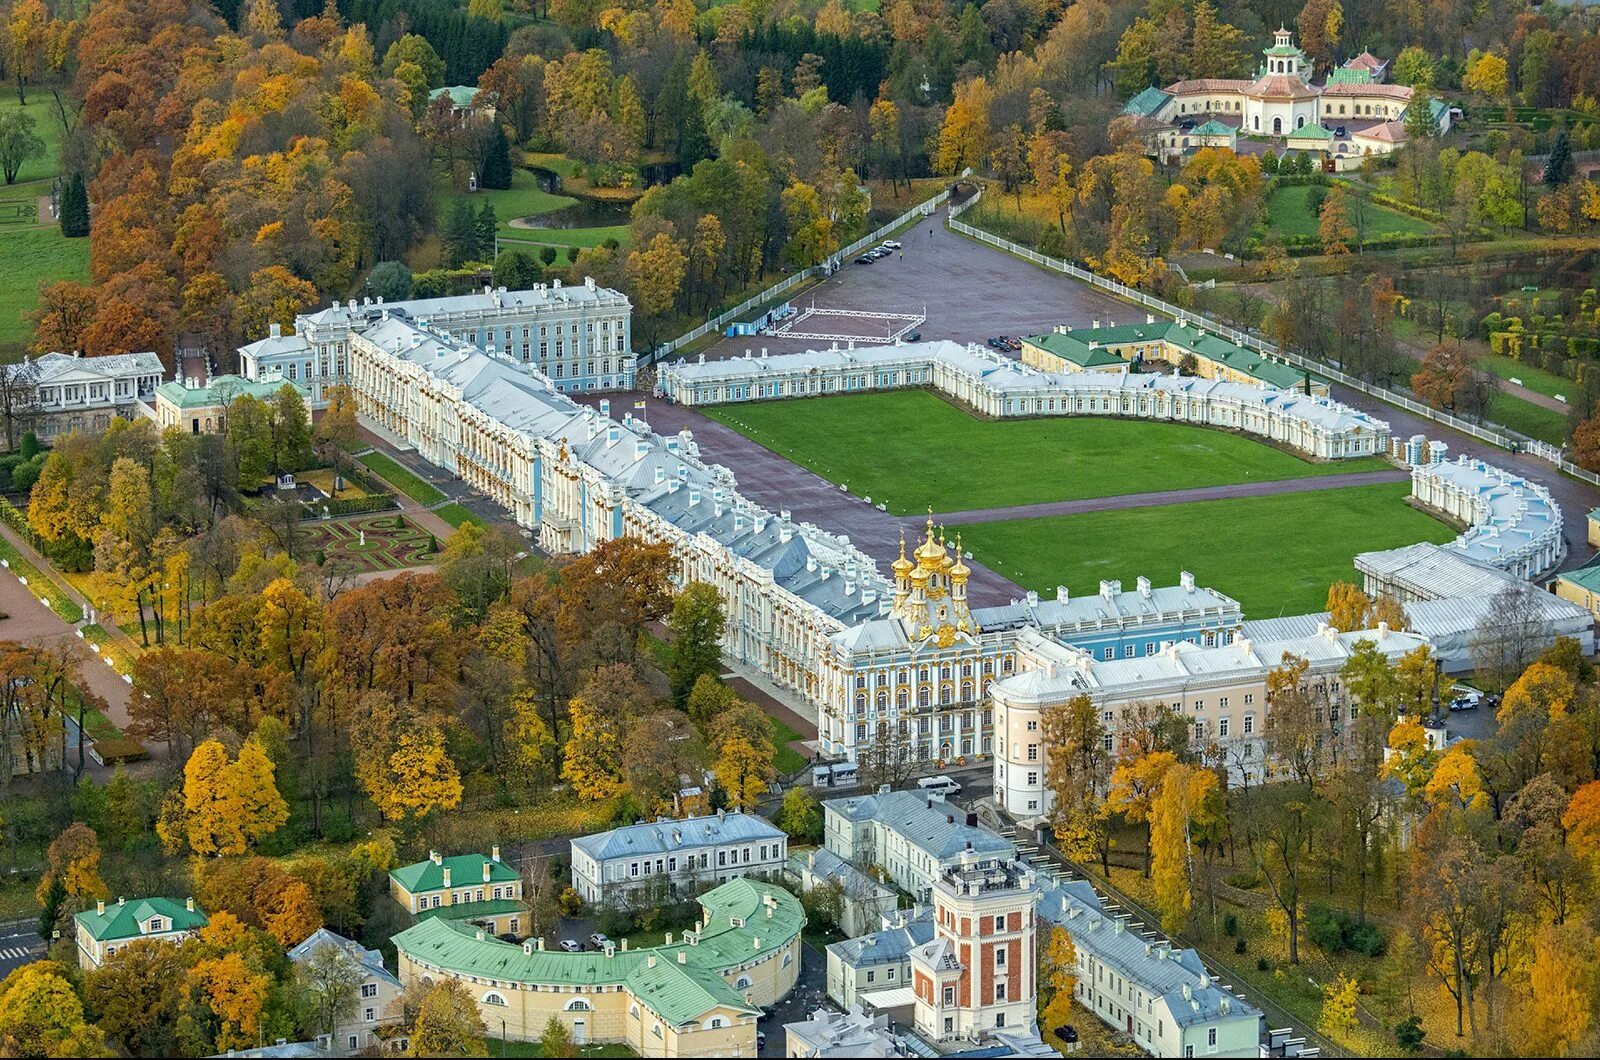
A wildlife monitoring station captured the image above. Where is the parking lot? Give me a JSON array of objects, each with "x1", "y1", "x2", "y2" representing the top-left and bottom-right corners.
[{"x1": 694, "y1": 220, "x2": 1130, "y2": 362}]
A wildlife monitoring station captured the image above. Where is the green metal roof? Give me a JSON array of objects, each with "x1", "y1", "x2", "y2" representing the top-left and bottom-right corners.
[
  {"x1": 1588, "y1": 507, "x2": 1600, "y2": 523},
  {"x1": 1050, "y1": 321, "x2": 1307, "y2": 390},
  {"x1": 415, "y1": 898, "x2": 527, "y2": 923},
  {"x1": 154, "y1": 375, "x2": 308, "y2": 409},
  {"x1": 390, "y1": 853, "x2": 519, "y2": 894},
  {"x1": 1558, "y1": 565, "x2": 1600, "y2": 594},
  {"x1": 1123, "y1": 86, "x2": 1172, "y2": 117},
  {"x1": 74, "y1": 897, "x2": 207, "y2": 942},
  {"x1": 1022, "y1": 332, "x2": 1127, "y2": 369},
  {"x1": 1327, "y1": 68, "x2": 1374, "y2": 85},
  {"x1": 392, "y1": 877, "x2": 804, "y2": 1001},
  {"x1": 1288, "y1": 123, "x2": 1334, "y2": 140},
  {"x1": 429, "y1": 85, "x2": 480, "y2": 108},
  {"x1": 1192, "y1": 119, "x2": 1235, "y2": 136},
  {"x1": 624, "y1": 955, "x2": 760, "y2": 1026}
]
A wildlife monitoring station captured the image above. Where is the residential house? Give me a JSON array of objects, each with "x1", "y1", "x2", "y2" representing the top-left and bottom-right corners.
[
  {"x1": 74, "y1": 896, "x2": 207, "y2": 971},
  {"x1": 288, "y1": 928, "x2": 405, "y2": 1054},
  {"x1": 389, "y1": 848, "x2": 525, "y2": 937},
  {"x1": 569, "y1": 809, "x2": 788, "y2": 905}
]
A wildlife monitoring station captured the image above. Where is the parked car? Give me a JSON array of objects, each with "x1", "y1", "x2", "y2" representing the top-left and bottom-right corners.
[
  {"x1": 987, "y1": 336, "x2": 1006, "y2": 349},
  {"x1": 1448, "y1": 685, "x2": 1483, "y2": 711},
  {"x1": 1334, "y1": 126, "x2": 1347, "y2": 137},
  {"x1": 918, "y1": 775, "x2": 962, "y2": 797},
  {"x1": 589, "y1": 932, "x2": 611, "y2": 949},
  {"x1": 756, "y1": 1031, "x2": 767, "y2": 1049},
  {"x1": 905, "y1": 331, "x2": 922, "y2": 342},
  {"x1": 882, "y1": 240, "x2": 902, "y2": 250},
  {"x1": 855, "y1": 255, "x2": 874, "y2": 265},
  {"x1": 559, "y1": 939, "x2": 583, "y2": 952}
]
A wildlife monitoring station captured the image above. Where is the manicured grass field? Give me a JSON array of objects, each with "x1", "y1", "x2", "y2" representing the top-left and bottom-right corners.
[
  {"x1": 438, "y1": 166, "x2": 572, "y2": 224},
  {"x1": 705, "y1": 390, "x2": 1389, "y2": 515},
  {"x1": 958, "y1": 481, "x2": 1457, "y2": 617},
  {"x1": 357, "y1": 451, "x2": 447, "y2": 505},
  {"x1": 769, "y1": 715, "x2": 808, "y2": 774},
  {"x1": 1478, "y1": 352, "x2": 1572, "y2": 399},
  {"x1": 0, "y1": 224, "x2": 89, "y2": 358},
  {"x1": 1484, "y1": 389, "x2": 1568, "y2": 444},
  {"x1": 434, "y1": 502, "x2": 484, "y2": 529},
  {"x1": 1265, "y1": 183, "x2": 1435, "y2": 240}
]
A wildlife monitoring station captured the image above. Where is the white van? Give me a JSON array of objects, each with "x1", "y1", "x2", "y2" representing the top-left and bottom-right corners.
[{"x1": 918, "y1": 775, "x2": 962, "y2": 798}]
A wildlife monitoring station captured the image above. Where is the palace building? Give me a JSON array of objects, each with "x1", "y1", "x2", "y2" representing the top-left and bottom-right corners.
[
  {"x1": 238, "y1": 279, "x2": 632, "y2": 404},
  {"x1": 1120, "y1": 29, "x2": 1452, "y2": 170}
]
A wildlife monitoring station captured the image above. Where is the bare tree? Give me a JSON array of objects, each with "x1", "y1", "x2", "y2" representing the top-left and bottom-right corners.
[
  {"x1": 522, "y1": 854, "x2": 562, "y2": 942},
  {"x1": 1470, "y1": 581, "x2": 1548, "y2": 690},
  {"x1": 859, "y1": 718, "x2": 918, "y2": 790},
  {"x1": 0, "y1": 359, "x2": 39, "y2": 453}
]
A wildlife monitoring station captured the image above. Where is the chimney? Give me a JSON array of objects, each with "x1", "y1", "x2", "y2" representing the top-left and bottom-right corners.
[
  {"x1": 186, "y1": 897, "x2": 194, "y2": 912},
  {"x1": 1138, "y1": 576, "x2": 1151, "y2": 598},
  {"x1": 779, "y1": 510, "x2": 793, "y2": 543},
  {"x1": 97, "y1": 900, "x2": 105, "y2": 916},
  {"x1": 491, "y1": 846, "x2": 501, "y2": 862},
  {"x1": 647, "y1": 954, "x2": 658, "y2": 969},
  {"x1": 599, "y1": 398, "x2": 610, "y2": 417},
  {"x1": 1056, "y1": 585, "x2": 1069, "y2": 603},
  {"x1": 1180, "y1": 570, "x2": 1195, "y2": 592},
  {"x1": 442, "y1": 867, "x2": 452, "y2": 888},
  {"x1": 269, "y1": 322, "x2": 282, "y2": 339},
  {"x1": 483, "y1": 861, "x2": 492, "y2": 883},
  {"x1": 677, "y1": 951, "x2": 687, "y2": 964},
  {"x1": 635, "y1": 440, "x2": 650, "y2": 460}
]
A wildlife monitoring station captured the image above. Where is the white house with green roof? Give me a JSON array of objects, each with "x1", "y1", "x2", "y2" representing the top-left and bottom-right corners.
[
  {"x1": 392, "y1": 877, "x2": 804, "y2": 1055},
  {"x1": 73, "y1": 895, "x2": 207, "y2": 970},
  {"x1": 148, "y1": 374, "x2": 311, "y2": 436},
  {"x1": 389, "y1": 847, "x2": 525, "y2": 938}
]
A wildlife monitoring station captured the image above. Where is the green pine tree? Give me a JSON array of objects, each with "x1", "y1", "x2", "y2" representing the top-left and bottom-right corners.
[
  {"x1": 59, "y1": 172, "x2": 89, "y2": 238},
  {"x1": 481, "y1": 124, "x2": 513, "y2": 189},
  {"x1": 443, "y1": 199, "x2": 479, "y2": 267},
  {"x1": 475, "y1": 201, "x2": 498, "y2": 261}
]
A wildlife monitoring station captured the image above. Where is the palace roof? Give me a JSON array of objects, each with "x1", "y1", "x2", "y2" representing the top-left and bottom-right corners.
[
  {"x1": 1123, "y1": 86, "x2": 1173, "y2": 117},
  {"x1": 1191, "y1": 119, "x2": 1235, "y2": 136},
  {"x1": 1320, "y1": 82, "x2": 1412, "y2": 100},
  {"x1": 30, "y1": 351, "x2": 164, "y2": 383},
  {"x1": 1244, "y1": 73, "x2": 1319, "y2": 100},
  {"x1": 822, "y1": 789, "x2": 1016, "y2": 863}
]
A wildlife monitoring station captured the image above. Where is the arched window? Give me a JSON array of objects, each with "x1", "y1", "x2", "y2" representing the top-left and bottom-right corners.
[
  {"x1": 735, "y1": 975, "x2": 753, "y2": 989},
  {"x1": 483, "y1": 992, "x2": 508, "y2": 1007},
  {"x1": 565, "y1": 999, "x2": 592, "y2": 1012},
  {"x1": 1273, "y1": 117, "x2": 1282, "y2": 134},
  {"x1": 707, "y1": 1017, "x2": 725, "y2": 1029},
  {"x1": 897, "y1": 689, "x2": 908, "y2": 709},
  {"x1": 855, "y1": 692, "x2": 867, "y2": 711},
  {"x1": 876, "y1": 691, "x2": 888, "y2": 708}
]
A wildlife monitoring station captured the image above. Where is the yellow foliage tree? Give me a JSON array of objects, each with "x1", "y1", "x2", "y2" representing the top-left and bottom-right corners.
[
  {"x1": 1510, "y1": 924, "x2": 1596, "y2": 1057},
  {"x1": 1150, "y1": 763, "x2": 1219, "y2": 934},
  {"x1": 714, "y1": 732, "x2": 776, "y2": 812},
  {"x1": 1038, "y1": 924, "x2": 1078, "y2": 1031},
  {"x1": 1325, "y1": 581, "x2": 1371, "y2": 632},
  {"x1": 1107, "y1": 748, "x2": 1176, "y2": 876},
  {"x1": 1423, "y1": 743, "x2": 1488, "y2": 814},
  {"x1": 1498, "y1": 661, "x2": 1576, "y2": 722},
  {"x1": 188, "y1": 952, "x2": 271, "y2": 1052},
  {"x1": 560, "y1": 693, "x2": 624, "y2": 801},
  {"x1": 1318, "y1": 972, "x2": 1360, "y2": 1041},
  {"x1": 363, "y1": 728, "x2": 463, "y2": 823}
]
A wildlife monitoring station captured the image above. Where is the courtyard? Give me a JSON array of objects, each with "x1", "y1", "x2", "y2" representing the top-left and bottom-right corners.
[{"x1": 705, "y1": 390, "x2": 1392, "y2": 515}]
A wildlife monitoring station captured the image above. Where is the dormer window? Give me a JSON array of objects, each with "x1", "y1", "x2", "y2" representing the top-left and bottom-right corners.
[{"x1": 147, "y1": 917, "x2": 164, "y2": 932}]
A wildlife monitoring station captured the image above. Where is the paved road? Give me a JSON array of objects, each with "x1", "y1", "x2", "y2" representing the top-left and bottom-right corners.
[
  {"x1": 695, "y1": 220, "x2": 1131, "y2": 362},
  {"x1": 0, "y1": 572, "x2": 132, "y2": 732},
  {"x1": 0, "y1": 921, "x2": 45, "y2": 979},
  {"x1": 919, "y1": 468, "x2": 1410, "y2": 527}
]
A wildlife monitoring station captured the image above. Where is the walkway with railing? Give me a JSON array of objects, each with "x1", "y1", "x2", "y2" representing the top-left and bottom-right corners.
[{"x1": 946, "y1": 188, "x2": 1600, "y2": 488}]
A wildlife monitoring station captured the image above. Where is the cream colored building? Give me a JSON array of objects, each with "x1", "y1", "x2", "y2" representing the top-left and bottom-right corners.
[
  {"x1": 73, "y1": 896, "x2": 207, "y2": 971},
  {"x1": 288, "y1": 928, "x2": 406, "y2": 1054},
  {"x1": 392, "y1": 878, "x2": 803, "y2": 1056},
  {"x1": 991, "y1": 620, "x2": 1431, "y2": 805}
]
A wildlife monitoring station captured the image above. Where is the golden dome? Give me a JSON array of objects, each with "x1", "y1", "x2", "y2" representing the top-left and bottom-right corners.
[
  {"x1": 915, "y1": 516, "x2": 946, "y2": 568},
  {"x1": 892, "y1": 531, "x2": 913, "y2": 578},
  {"x1": 950, "y1": 534, "x2": 970, "y2": 580}
]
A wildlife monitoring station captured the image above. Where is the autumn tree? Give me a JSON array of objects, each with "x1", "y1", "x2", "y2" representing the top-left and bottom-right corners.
[
  {"x1": 1149, "y1": 762, "x2": 1219, "y2": 933},
  {"x1": 0, "y1": 961, "x2": 105, "y2": 1058},
  {"x1": 667, "y1": 582, "x2": 725, "y2": 708},
  {"x1": 1318, "y1": 185, "x2": 1355, "y2": 255},
  {"x1": 357, "y1": 727, "x2": 463, "y2": 825},
  {"x1": 404, "y1": 979, "x2": 488, "y2": 1058},
  {"x1": 162, "y1": 737, "x2": 288, "y2": 856}
]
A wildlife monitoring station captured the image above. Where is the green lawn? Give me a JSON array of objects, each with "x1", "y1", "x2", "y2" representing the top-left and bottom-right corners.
[
  {"x1": 434, "y1": 502, "x2": 484, "y2": 529},
  {"x1": 959, "y1": 482, "x2": 1457, "y2": 617},
  {"x1": 357, "y1": 451, "x2": 447, "y2": 505},
  {"x1": 1266, "y1": 183, "x2": 1435, "y2": 240},
  {"x1": 1478, "y1": 352, "x2": 1572, "y2": 400},
  {"x1": 706, "y1": 391, "x2": 1389, "y2": 515},
  {"x1": 0, "y1": 95, "x2": 68, "y2": 187},
  {"x1": 1484, "y1": 389, "x2": 1568, "y2": 444},
  {"x1": 438, "y1": 165, "x2": 572, "y2": 224},
  {"x1": 769, "y1": 714, "x2": 808, "y2": 774},
  {"x1": 0, "y1": 224, "x2": 89, "y2": 358},
  {"x1": 484, "y1": 1040, "x2": 633, "y2": 1058},
  {"x1": 498, "y1": 224, "x2": 631, "y2": 250}
]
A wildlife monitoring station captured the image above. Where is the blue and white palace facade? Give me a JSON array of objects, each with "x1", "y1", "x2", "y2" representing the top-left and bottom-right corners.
[{"x1": 342, "y1": 298, "x2": 1588, "y2": 774}]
